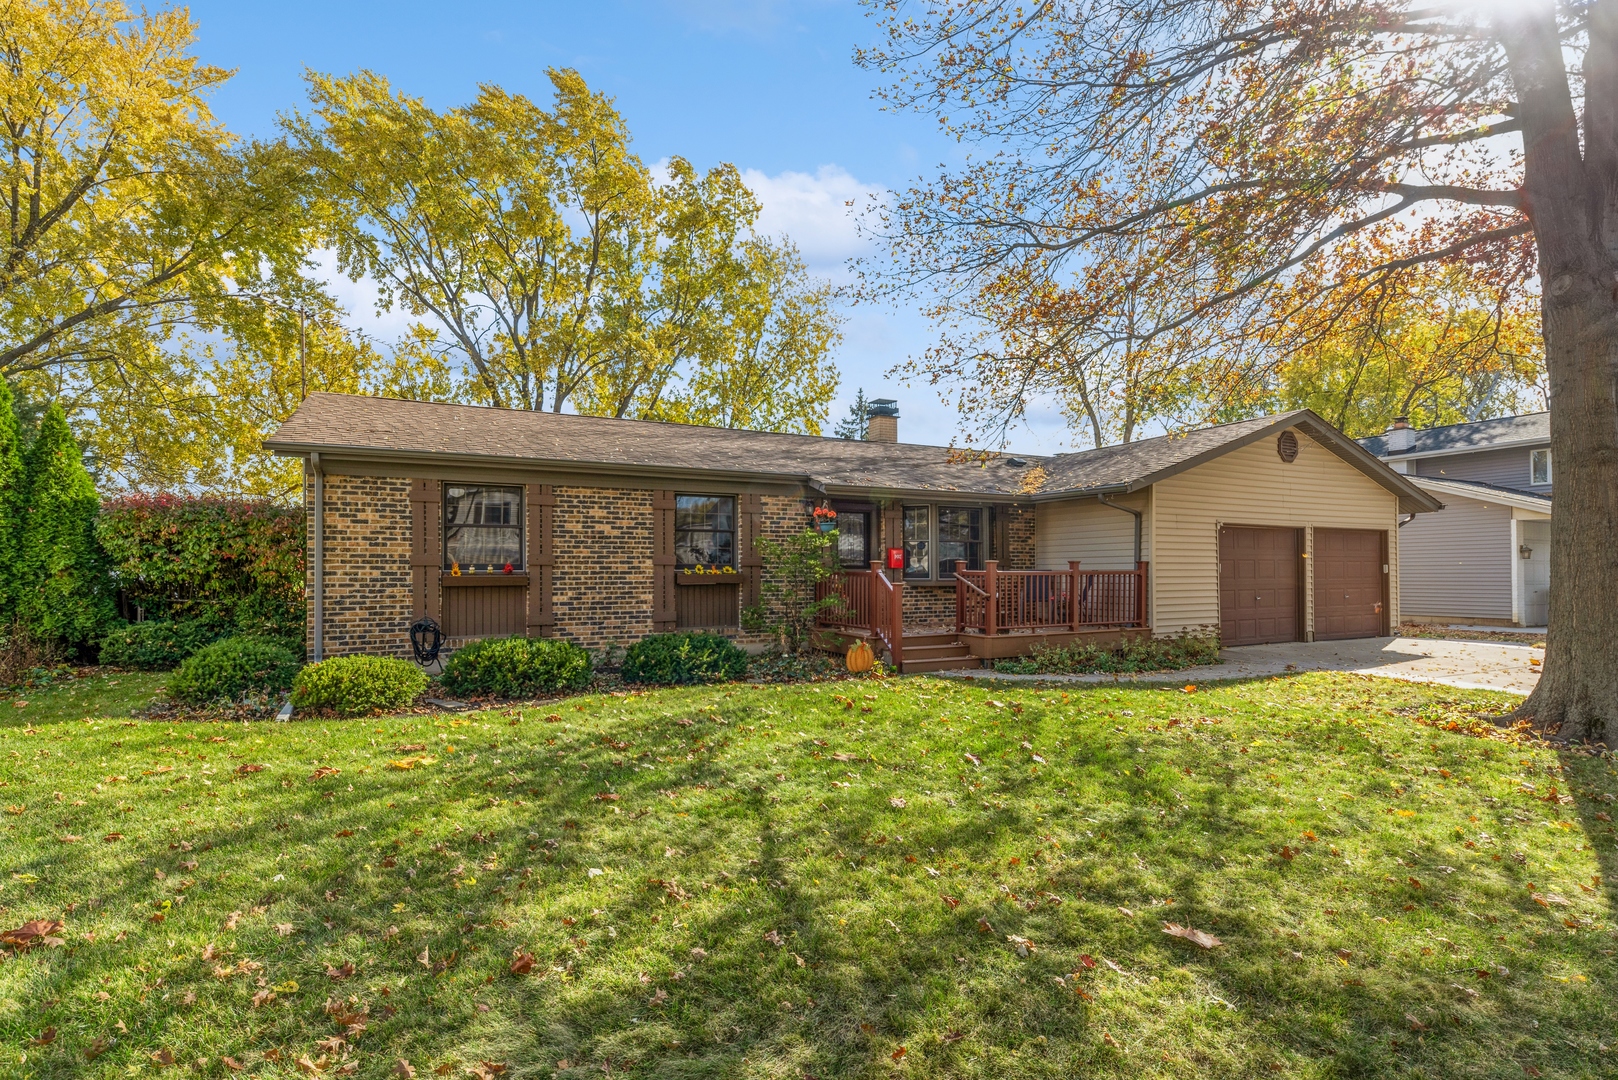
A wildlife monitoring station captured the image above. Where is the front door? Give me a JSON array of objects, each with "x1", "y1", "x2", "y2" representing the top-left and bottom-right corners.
[
  {"x1": 1219, "y1": 526, "x2": 1301, "y2": 646},
  {"x1": 1313, "y1": 528, "x2": 1387, "y2": 640}
]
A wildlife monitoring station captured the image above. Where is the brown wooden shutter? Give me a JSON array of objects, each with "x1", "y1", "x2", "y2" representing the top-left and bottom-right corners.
[
  {"x1": 739, "y1": 493, "x2": 764, "y2": 612},
  {"x1": 409, "y1": 479, "x2": 442, "y2": 624},
  {"x1": 652, "y1": 490, "x2": 677, "y2": 632},
  {"x1": 525, "y1": 484, "x2": 555, "y2": 637},
  {"x1": 882, "y1": 502, "x2": 903, "y2": 581}
]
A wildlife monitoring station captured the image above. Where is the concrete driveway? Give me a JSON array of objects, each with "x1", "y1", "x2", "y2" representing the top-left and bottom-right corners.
[{"x1": 948, "y1": 636, "x2": 1542, "y2": 695}]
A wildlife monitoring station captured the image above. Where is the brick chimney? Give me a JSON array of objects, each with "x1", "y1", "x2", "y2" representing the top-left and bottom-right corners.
[
  {"x1": 866, "y1": 399, "x2": 900, "y2": 443},
  {"x1": 1384, "y1": 416, "x2": 1415, "y2": 454}
]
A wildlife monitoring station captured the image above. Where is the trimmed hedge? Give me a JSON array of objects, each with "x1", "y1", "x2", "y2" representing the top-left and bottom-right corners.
[
  {"x1": 440, "y1": 636, "x2": 592, "y2": 699},
  {"x1": 99, "y1": 619, "x2": 224, "y2": 671},
  {"x1": 621, "y1": 632, "x2": 749, "y2": 685},
  {"x1": 292, "y1": 655, "x2": 427, "y2": 717},
  {"x1": 166, "y1": 636, "x2": 300, "y2": 706}
]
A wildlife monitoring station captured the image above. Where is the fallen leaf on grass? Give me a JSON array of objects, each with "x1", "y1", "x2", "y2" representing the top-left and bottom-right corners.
[
  {"x1": 57, "y1": 834, "x2": 79, "y2": 843},
  {"x1": 150, "y1": 1048, "x2": 176, "y2": 1066},
  {"x1": 31, "y1": 1027, "x2": 56, "y2": 1046},
  {"x1": 763, "y1": 929, "x2": 784, "y2": 947},
  {"x1": 201, "y1": 943, "x2": 222, "y2": 961},
  {"x1": 325, "y1": 962, "x2": 356, "y2": 980},
  {"x1": 102, "y1": 832, "x2": 123, "y2": 842},
  {"x1": 251, "y1": 989, "x2": 276, "y2": 1007},
  {"x1": 235, "y1": 764, "x2": 265, "y2": 775},
  {"x1": 311, "y1": 767, "x2": 341, "y2": 780},
  {"x1": 891, "y1": 1047, "x2": 907, "y2": 1061},
  {"x1": 1079, "y1": 954, "x2": 1097, "y2": 969},
  {"x1": 509, "y1": 950, "x2": 535, "y2": 975},
  {"x1": 1406, "y1": 1013, "x2": 1430, "y2": 1032},
  {"x1": 2, "y1": 919, "x2": 65, "y2": 948},
  {"x1": 275, "y1": 923, "x2": 295, "y2": 936},
  {"x1": 85, "y1": 1037, "x2": 112, "y2": 1061},
  {"x1": 940, "y1": 895, "x2": 960, "y2": 910},
  {"x1": 395, "y1": 1063, "x2": 416, "y2": 1079},
  {"x1": 221, "y1": 1058, "x2": 245, "y2": 1072},
  {"x1": 1006, "y1": 934, "x2": 1035, "y2": 957},
  {"x1": 963, "y1": 753, "x2": 981, "y2": 766},
  {"x1": 1162, "y1": 923, "x2": 1222, "y2": 949},
  {"x1": 889, "y1": 797, "x2": 907, "y2": 808},
  {"x1": 1532, "y1": 892, "x2": 1570, "y2": 907},
  {"x1": 466, "y1": 1063, "x2": 507, "y2": 1079},
  {"x1": 941, "y1": 1031, "x2": 965, "y2": 1044}
]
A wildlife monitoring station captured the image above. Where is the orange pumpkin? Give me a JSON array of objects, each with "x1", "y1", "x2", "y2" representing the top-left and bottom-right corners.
[{"x1": 845, "y1": 640, "x2": 875, "y2": 674}]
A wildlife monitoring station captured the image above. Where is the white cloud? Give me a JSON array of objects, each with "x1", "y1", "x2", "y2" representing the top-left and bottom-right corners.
[{"x1": 741, "y1": 164, "x2": 880, "y2": 276}]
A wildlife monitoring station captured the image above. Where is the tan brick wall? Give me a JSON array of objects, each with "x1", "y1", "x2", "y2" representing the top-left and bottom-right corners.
[
  {"x1": 307, "y1": 470, "x2": 413, "y2": 659},
  {"x1": 552, "y1": 486, "x2": 655, "y2": 650}
]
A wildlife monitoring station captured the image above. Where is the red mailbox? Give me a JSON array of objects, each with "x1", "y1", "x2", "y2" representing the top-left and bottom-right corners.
[{"x1": 886, "y1": 547, "x2": 904, "y2": 570}]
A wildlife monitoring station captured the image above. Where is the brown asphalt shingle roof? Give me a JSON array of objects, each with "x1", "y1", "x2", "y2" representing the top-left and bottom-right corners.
[{"x1": 264, "y1": 393, "x2": 1438, "y2": 509}]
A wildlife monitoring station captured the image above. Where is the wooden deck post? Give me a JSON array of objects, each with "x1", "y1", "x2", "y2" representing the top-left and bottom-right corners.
[
  {"x1": 983, "y1": 559, "x2": 999, "y2": 636},
  {"x1": 890, "y1": 578, "x2": 904, "y2": 671},
  {"x1": 1068, "y1": 560, "x2": 1082, "y2": 631}
]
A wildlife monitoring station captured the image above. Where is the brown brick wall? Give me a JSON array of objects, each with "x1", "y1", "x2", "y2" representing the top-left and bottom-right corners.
[
  {"x1": 307, "y1": 470, "x2": 413, "y2": 659},
  {"x1": 551, "y1": 486, "x2": 655, "y2": 650},
  {"x1": 305, "y1": 471, "x2": 1030, "y2": 655},
  {"x1": 902, "y1": 582, "x2": 957, "y2": 630},
  {"x1": 1004, "y1": 505, "x2": 1036, "y2": 569}
]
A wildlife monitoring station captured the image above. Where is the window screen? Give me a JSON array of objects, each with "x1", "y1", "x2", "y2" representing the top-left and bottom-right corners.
[
  {"x1": 937, "y1": 506, "x2": 984, "y2": 577},
  {"x1": 444, "y1": 485, "x2": 522, "y2": 571},
  {"x1": 902, "y1": 506, "x2": 931, "y2": 579},
  {"x1": 675, "y1": 495, "x2": 736, "y2": 568}
]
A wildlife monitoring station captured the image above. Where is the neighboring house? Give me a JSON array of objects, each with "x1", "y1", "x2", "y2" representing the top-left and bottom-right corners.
[
  {"x1": 265, "y1": 394, "x2": 1440, "y2": 671},
  {"x1": 1360, "y1": 414, "x2": 1553, "y2": 627}
]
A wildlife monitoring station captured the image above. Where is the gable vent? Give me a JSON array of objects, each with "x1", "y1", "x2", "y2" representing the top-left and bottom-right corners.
[{"x1": 1277, "y1": 429, "x2": 1300, "y2": 463}]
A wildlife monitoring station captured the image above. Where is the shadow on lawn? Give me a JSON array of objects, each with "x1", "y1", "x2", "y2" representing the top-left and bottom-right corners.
[{"x1": 12, "y1": 682, "x2": 1618, "y2": 1078}]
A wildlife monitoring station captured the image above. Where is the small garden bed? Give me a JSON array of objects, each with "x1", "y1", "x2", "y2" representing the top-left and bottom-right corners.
[{"x1": 992, "y1": 631, "x2": 1221, "y2": 676}]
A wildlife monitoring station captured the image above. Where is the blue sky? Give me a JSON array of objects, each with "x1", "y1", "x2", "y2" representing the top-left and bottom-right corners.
[{"x1": 186, "y1": 0, "x2": 1071, "y2": 452}]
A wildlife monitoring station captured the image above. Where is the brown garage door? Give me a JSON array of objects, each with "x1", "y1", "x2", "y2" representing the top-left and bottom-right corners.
[
  {"x1": 1219, "y1": 526, "x2": 1300, "y2": 646},
  {"x1": 1314, "y1": 528, "x2": 1387, "y2": 640}
]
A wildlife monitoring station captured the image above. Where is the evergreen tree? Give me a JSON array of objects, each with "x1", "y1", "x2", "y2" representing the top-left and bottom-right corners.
[
  {"x1": 834, "y1": 388, "x2": 871, "y2": 440},
  {"x1": 16, "y1": 404, "x2": 112, "y2": 646},
  {"x1": 0, "y1": 384, "x2": 24, "y2": 622}
]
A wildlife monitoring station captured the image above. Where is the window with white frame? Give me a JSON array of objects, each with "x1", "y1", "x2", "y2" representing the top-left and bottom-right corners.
[{"x1": 1531, "y1": 448, "x2": 1552, "y2": 486}]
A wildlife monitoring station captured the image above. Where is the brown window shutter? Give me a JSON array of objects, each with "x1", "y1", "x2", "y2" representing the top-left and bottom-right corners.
[
  {"x1": 526, "y1": 484, "x2": 555, "y2": 637},
  {"x1": 409, "y1": 479, "x2": 442, "y2": 623},
  {"x1": 740, "y1": 493, "x2": 764, "y2": 611},
  {"x1": 652, "y1": 489, "x2": 676, "y2": 632}
]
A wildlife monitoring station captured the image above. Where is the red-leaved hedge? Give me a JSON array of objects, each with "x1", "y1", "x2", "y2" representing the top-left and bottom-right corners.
[{"x1": 96, "y1": 495, "x2": 304, "y2": 639}]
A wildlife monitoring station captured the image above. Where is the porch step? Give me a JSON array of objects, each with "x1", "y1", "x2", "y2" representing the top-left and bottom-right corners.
[{"x1": 900, "y1": 638, "x2": 981, "y2": 673}]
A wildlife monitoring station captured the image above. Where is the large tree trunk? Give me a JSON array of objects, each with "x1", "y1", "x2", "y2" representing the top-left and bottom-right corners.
[{"x1": 1506, "y1": 4, "x2": 1618, "y2": 743}]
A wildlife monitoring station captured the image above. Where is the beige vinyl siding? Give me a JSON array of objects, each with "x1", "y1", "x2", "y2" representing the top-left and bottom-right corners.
[
  {"x1": 1035, "y1": 491, "x2": 1150, "y2": 570},
  {"x1": 1396, "y1": 494, "x2": 1513, "y2": 621},
  {"x1": 1150, "y1": 430, "x2": 1400, "y2": 636}
]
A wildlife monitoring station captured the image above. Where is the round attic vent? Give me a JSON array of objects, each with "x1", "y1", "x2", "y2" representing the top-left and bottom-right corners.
[{"x1": 1277, "y1": 429, "x2": 1300, "y2": 463}]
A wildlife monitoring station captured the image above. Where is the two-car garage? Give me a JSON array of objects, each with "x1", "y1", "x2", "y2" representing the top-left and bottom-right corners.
[{"x1": 1218, "y1": 525, "x2": 1388, "y2": 646}]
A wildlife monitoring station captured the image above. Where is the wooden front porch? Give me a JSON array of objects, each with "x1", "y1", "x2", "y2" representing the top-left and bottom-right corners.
[{"x1": 816, "y1": 560, "x2": 1150, "y2": 672}]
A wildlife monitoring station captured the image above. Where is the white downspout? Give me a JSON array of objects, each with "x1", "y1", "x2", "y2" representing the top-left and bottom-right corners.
[{"x1": 311, "y1": 452, "x2": 324, "y2": 662}]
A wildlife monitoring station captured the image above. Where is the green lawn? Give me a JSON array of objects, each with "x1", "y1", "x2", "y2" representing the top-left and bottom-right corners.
[{"x1": 1, "y1": 672, "x2": 1615, "y2": 1079}]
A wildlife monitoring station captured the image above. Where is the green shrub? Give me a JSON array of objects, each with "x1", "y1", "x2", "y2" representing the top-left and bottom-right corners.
[
  {"x1": 622, "y1": 632, "x2": 749, "y2": 685},
  {"x1": 166, "y1": 636, "x2": 300, "y2": 706},
  {"x1": 991, "y1": 630, "x2": 1221, "y2": 676},
  {"x1": 99, "y1": 619, "x2": 224, "y2": 671},
  {"x1": 440, "y1": 636, "x2": 592, "y2": 698},
  {"x1": 292, "y1": 655, "x2": 427, "y2": 716}
]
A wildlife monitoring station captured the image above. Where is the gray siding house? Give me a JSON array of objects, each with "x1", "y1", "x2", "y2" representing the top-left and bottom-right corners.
[{"x1": 1360, "y1": 414, "x2": 1552, "y2": 626}]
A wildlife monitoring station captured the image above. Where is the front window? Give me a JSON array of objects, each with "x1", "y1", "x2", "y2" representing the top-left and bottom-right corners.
[
  {"x1": 836, "y1": 510, "x2": 871, "y2": 569},
  {"x1": 444, "y1": 485, "x2": 523, "y2": 571},
  {"x1": 937, "y1": 506, "x2": 984, "y2": 577},
  {"x1": 902, "y1": 506, "x2": 931, "y2": 579},
  {"x1": 1531, "y1": 448, "x2": 1552, "y2": 485},
  {"x1": 675, "y1": 494, "x2": 736, "y2": 568}
]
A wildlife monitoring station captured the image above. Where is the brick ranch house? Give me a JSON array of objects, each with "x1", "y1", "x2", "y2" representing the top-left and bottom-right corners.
[{"x1": 264, "y1": 394, "x2": 1442, "y2": 672}]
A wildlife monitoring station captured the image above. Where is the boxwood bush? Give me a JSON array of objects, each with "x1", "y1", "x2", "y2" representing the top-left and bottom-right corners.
[
  {"x1": 292, "y1": 655, "x2": 427, "y2": 717},
  {"x1": 440, "y1": 636, "x2": 592, "y2": 698},
  {"x1": 621, "y1": 631, "x2": 749, "y2": 685},
  {"x1": 99, "y1": 619, "x2": 225, "y2": 671},
  {"x1": 166, "y1": 636, "x2": 300, "y2": 706}
]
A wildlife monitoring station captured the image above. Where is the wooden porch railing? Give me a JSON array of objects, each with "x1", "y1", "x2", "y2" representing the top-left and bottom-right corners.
[
  {"x1": 955, "y1": 560, "x2": 1147, "y2": 635},
  {"x1": 815, "y1": 561, "x2": 905, "y2": 669}
]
